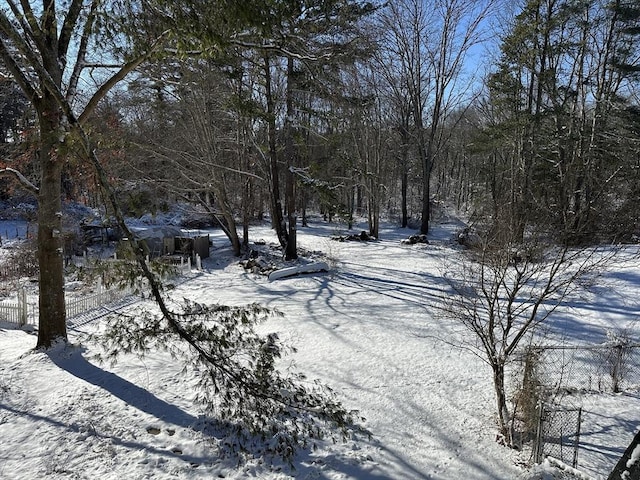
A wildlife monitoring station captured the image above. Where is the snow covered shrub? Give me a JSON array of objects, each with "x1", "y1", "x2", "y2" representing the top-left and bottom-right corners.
[
  {"x1": 595, "y1": 329, "x2": 636, "y2": 393},
  {"x1": 96, "y1": 300, "x2": 363, "y2": 462}
]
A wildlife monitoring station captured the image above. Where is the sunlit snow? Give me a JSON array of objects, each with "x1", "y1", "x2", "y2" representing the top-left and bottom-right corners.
[{"x1": 1, "y1": 216, "x2": 638, "y2": 479}]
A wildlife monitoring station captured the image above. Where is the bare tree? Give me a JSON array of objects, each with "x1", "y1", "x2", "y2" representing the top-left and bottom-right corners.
[
  {"x1": 127, "y1": 62, "x2": 252, "y2": 256},
  {"x1": 441, "y1": 234, "x2": 613, "y2": 446},
  {"x1": 377, "y1": 0, "x2": 494, "y2": 234},
  {"x1": 341, "y1": 63, "x2": 392, "y2": 239}
]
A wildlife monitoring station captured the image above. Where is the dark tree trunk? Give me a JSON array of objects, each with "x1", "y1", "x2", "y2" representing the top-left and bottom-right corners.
[
  {"x1": 401, "y1": 163, "x2": 408, "y2": 228},
  {"x1": 492, "y1": 362, "x2": 512, "y2": 445},
  {"x1": 419, "y1": 135, "x2": 433, "y2": 235},
  {"x1": 263, "y1": 54, "x2": 288, "y2": 251},
  {"x1": 283, "y1": 56, "x2": 297, "y2": 260},
  {"x1": 285, "y1": 169, "x2": 297, "y2": 260},
  {"x1": 242, "y1": 177, "x2": 251, "y2": 247},
  {"x1": 220, "y1": 205, "x2": 241, "y2": 256},
  {"x1": 608, "y1": 429, "x2": 640, "y2": 480},
  {"x1": 416, "y1": 115, "x2": 433, "y2": 235},
  {"x1": 36, "y1": 97, "x2": 67, "y2": 348},
  {"x1": 420, "y1": 177, "x2": 430, "y2": 235}
]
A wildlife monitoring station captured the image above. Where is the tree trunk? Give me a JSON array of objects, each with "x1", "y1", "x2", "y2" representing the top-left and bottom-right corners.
[
  {"x1": 285, "y1": 169, "x2": 297, "y2": 260},
  {"x1": 420, "y1": 172, "x2": 431, "y2": 234},
  {"x1": 608, "y1": 429, "x2": 640, "y2": 480},
  {"x1": 416, "y1": 112, "x2": 433, "y2": 235},
  {"x1": 401, "y1": 160, "x2": 408, "y2": 228},
  {"x1": 369, "y1": 201, "x2": 379, "y2": 239},
  {"x1": 36, "y1": 99, "x2": 67, "y2": 348},
  {"x1": 301, "y1": 189, "x2": 308, "y2": 228},
  {"x1": 242, "y1": 176, "x2": 251, "y2": 247},
  {"x1": 263, "y1": 54, "x2": 288, "y2": 250},
  {"x1": 220, "y1": 207, "x2": 241, "y2": 256},
  {"x1": 419, "y1": 134, "x2": 433, "y2": 234},
  {"x1": 283, "y1": 56, "x2": 297, "y2": 260},
  {"x1": 492, "y1": 362, "x2": 512, "y2": 445}
]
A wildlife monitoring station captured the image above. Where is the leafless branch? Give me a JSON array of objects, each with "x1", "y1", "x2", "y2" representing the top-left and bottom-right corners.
[
  {"x1": 77, "y1": 30, "x2": 171, "y2": 125},
  {"x1": 0, "y1": 167, "x2": 39, "y2": 194},
  {"x1": 67, "y1": 0, "x2": 100, "y2": 105}
]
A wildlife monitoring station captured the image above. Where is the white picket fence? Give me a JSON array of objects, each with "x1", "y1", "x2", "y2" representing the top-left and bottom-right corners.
[
  {"x1": 0, "y1": 254, "x2": 199, "y2": 327},
  {"x1": 0, "y1": 284, "x2": 134, "y2": 327},
  {"x1": 65, "y1": 284, "x2": 136, "y2": 319},
  {"x1": 0, "y1": 288, "x2": 28, "y2": 326}
]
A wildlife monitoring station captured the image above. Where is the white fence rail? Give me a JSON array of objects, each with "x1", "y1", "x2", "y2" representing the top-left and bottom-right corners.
[
  {"x1": 0, "y1": 302, "x2": 26, "y2": 326},
  {"x1": 0, "y1": 284, "x2": 134, "y2": 328},
  {"x1": 65, "y1": 285, "x2": 135, "y2": 319},
  {"x1": 0, "y1": 254, "x2": 198, "y2": 327},
  {"x1": 0, "y1": 288, "x2": 27, "y2": 326}
]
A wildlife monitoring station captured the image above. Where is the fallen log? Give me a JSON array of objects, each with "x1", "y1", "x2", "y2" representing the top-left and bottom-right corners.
[{"x1": 268, "y1": 262, "x2": 330, "y2": 281}]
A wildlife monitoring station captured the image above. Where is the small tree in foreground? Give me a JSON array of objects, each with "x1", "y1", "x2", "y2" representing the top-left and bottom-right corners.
[{"x1": 442, "y1": 234, "x2": 613, "y2": 446}]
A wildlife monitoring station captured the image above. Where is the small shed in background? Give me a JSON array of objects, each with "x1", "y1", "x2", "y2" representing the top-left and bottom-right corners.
[
  {"x1": 175, "y1": 235, "x2": 210, "y2": 259},
  {"x1": 128, "y1": 227, "x2": 210, "y2": 260}
]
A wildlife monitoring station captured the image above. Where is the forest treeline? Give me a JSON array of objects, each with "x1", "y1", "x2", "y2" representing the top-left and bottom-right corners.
[{"x1": 2, "y1": 0, "x2": 639, "y2": 260}]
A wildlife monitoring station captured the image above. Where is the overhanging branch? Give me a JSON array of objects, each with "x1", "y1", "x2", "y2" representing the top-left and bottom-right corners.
[
  {"x1": 0, "y1": 167, "x2": 39, "y2": 195},
  {"x1": 77, "y1": 30, "x2": 170, "y2": 125}
]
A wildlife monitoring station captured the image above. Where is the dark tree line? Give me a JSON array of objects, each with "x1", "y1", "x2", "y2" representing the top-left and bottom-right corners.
[{"x1": 476, "y1": 0, "x2": 640, "y2": 244}]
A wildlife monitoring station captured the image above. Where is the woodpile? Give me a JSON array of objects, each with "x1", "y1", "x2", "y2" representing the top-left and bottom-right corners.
[
  {"x1": 331, "y1": 231, "x2": 375, "y2": 242},
  {"x1": 401, "y1": 234, "x2": 429, "y2": 245}
]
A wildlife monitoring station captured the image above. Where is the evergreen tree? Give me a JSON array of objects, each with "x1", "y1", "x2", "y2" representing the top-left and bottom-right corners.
[
  {"x1": 481, "y1": 0, "x2": 640, "y2": 243},
  {"x1": 0, "y1": 1, "x2": 165, "y2": 347},
  {"x1": 148, "y1": 0, "x2": 377, "y2": 259}
]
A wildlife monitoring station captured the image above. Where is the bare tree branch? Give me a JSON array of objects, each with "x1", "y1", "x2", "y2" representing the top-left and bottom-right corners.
[
  {"x1": 77, "y1": 30, "x2": 170, "y2": 125},
  {"x1": 11, "y1": 1, "x2": 43, "y2": 54},
  {"x1": 58, "y1": 0, "x2": 85, "y2": 60},
  {"x1": 0, "y1": 167, "x2": 39, "y2": 194},
  {"x1": 66, "y1": 0, "x2": 99, "y2": 104},
  {"x1": 0, "y1": 38, "x2": 39, "y2": 104}
]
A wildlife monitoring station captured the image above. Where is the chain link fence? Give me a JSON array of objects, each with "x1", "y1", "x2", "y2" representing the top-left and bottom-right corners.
[
  {"x1": 523, "y1": 343, "x2": 640, "y2": 395},
  {"x1": 533, "y1": 403, "x2": 582, "y2": 468},
  {"x1": 517, "y1": 343, "x2": 640, "y2": 475}
]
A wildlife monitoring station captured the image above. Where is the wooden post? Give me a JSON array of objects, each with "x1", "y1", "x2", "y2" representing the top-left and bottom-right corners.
[
  {"x1": 533, "y1": 402, "x2": 545, "y2": 464},
  {"x1": 19, "y1": 287, "x2": 27, "y2": 326}
]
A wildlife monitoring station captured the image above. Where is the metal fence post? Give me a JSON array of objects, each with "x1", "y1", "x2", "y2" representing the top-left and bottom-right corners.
[
  {"x1": 612, "y1": 344, "x2": 623, "y2": 393},
  {"x1": 573, "y1": 407, "x2": 582, "y2": 468},
  {"x1": 534, "y1": 402, "x2": 545, "y2": 464}
]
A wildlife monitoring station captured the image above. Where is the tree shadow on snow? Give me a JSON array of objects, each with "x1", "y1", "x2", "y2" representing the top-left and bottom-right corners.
[
  {"x1": 0, "y1": 402, "x2": 213, "y2": 467},
  {"x1": 47, "y1": 345, "x2": 197, "y2": 430},
  {"x1": 44, "y1": 346, "x2": 395, "y2": 478}
]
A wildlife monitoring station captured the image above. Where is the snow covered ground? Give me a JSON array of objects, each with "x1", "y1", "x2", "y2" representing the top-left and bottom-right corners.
[{"x1": 1, "y1": 216, "x2": 639, "y2": 479}]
